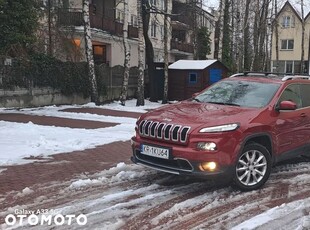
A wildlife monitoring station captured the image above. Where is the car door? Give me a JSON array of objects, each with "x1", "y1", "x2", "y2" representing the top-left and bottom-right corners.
[
  {"x1": 300, "y1": 83, "x2": 310, "y2": 148},
  {"x1": 274, "y1": 84, "x2": 308, "y2": 156}
]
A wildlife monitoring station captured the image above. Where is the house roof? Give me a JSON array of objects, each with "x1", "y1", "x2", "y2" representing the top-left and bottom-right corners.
[
  {"x1": 278, "y1": 1, "x2": 310, "y2": 21},
  {"x1": 277, "y1": 1, "x2": 302, "y2": 22},
  {"x1": 168, "y1": 60, "x2": 218, "y2": 70}
]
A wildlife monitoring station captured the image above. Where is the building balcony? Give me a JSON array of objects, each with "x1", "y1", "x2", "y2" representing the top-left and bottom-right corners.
[
  {"x1": 170, "y1": 40, "x2": 194, "y2": 53},
  {"x1": 57, "y1": 9, "x2": 138, "y2": 39}
]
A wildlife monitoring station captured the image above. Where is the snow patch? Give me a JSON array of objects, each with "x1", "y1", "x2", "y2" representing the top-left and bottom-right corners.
[
  {"x1": 231, "y1": 197, "x2": 310, "y2": 230},
  {"x1": 15, "y1": 187, "x2": 34, "y2": 197}
]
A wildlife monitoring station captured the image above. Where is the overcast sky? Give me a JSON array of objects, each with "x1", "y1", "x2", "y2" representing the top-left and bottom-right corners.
[
  {"x1": 203, "y1": 0, "x2": 219, "y2": 9},
  {"x1": 203, "y1": 0, "x2": 310, "y2": 14}
]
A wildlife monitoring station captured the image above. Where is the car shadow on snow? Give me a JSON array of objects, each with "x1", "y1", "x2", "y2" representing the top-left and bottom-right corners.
[{"x1": 152, "y1": 171, "x2": 233, "y2": 191}]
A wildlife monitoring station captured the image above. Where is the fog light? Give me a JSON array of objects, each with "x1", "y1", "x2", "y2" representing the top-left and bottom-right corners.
[
  {"x1": 199, "y1": 162, "x2": 217, "y2": 172},
  {"x1": 197, "y1": 142, "x2": 217, "y2": 151}
]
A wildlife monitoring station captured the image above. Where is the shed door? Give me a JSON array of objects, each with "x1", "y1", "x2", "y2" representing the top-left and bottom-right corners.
[{"x1": 209, "y1": 69, "x2": 222, "y2": 84}]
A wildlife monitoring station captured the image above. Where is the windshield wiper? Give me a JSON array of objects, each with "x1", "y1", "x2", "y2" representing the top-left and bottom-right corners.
[
  {"x1": 207, "y1": 101, "x2": 240, "y2": 107},
  {"x1": 193, "y1": 98, "x2": 201, "y2": 102}
]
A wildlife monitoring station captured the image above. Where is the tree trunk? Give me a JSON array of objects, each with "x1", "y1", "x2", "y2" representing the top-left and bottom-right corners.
[
  {"x1": 243, "y1": 0, "x2": 251, "y2": 71},
  {"x1": 274, "y1": 0, "x2": 280, "y2": 73},
  {"x1": 222, "y1": 0, "x2": 232, "y2": 69},
  {"x1": 214, "y1": 0, "x2": 223, "y2": 59},
  {"x1": 162, "y1": 0, "x2": 169, "y2": 104},
  {"x1": 136, "y1": 0, "x2": 145, "y2": 106},
  {"x1": 120, "y1": 0, "x2": 131, "y2": 106},
  {"x1": 142, "y1": 0, "x2": 157, "y2": 102},
  {"x1": 47, "y1": 0, "x2": 53, "y2": 56},
  {"x1": 83, "y1": 0, "x2": 98, "y2": 104},
  {"x1": 300, "y1": 0, "x2": 305, "y2": 74}
]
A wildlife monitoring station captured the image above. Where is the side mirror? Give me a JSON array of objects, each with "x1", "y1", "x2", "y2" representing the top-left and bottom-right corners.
[{"x1": 276, "y1": 100, "x2": 297, "y2": 111}]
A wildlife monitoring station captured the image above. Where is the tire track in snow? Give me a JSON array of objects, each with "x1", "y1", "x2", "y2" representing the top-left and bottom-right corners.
[
  {"x1": 121, "y1": 162, "x2": 310, "y2": 230},
  {"x1": 1, "y1": 162, "x2": 309, "y2": 229}
]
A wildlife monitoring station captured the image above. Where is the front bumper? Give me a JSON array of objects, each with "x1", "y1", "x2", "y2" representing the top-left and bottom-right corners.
[{"x1": 131, "y1": 147, "x2": 233, "y2": 177}]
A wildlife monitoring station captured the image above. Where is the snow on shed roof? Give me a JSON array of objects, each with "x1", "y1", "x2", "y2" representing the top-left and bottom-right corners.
[{"x1": 168, "y1": 60, "x2": 217, "y2": 70}]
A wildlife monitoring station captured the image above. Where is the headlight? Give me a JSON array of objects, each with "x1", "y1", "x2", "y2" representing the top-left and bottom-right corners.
[
  {"x1": 199, "y1": 123, "x2": 239, "y2": 133},
  {"x1": 197, "y1": 142, "x2": 217, "y2": 151}
]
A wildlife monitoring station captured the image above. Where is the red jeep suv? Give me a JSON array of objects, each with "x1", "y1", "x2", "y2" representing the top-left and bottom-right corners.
[{"x1": 131, "y1": 73, "x2": 310, "y2": 191}]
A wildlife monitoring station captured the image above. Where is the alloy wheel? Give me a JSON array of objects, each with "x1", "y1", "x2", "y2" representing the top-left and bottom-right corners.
[{"x1": 236, "y1": 149, "x2": 268, "y2": 186}]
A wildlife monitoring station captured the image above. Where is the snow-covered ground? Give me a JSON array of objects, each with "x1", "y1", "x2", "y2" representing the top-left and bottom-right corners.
[
  {"x1": 0, "y1": 99, "x2": 309, "y2": 230},
  {"x1": 0, "y1": 100, "x2": 161, "y2": 166}
]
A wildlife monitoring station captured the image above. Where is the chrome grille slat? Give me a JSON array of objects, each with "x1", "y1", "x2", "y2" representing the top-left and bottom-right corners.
[
  {"x1": 172, "y1": 125, "x2": 181, "y2": 141},
  {"x1": 150, "y1": 122, "x2": 158, "y2": 137},
  {"x1": 144, "y1": 121, "x2": 152, "y2": 136},
  {"x1": 180, "y1": 126, "x2": 190, "y2": 143},
  {"x1": 164, "y1": 124, "x2": 172, "y2": 140},
  {"x1": 138, "y1": 120, "x2": 191, "y2": 143},
  {"x1": 157, "y1": 123, "x2": 165, "y2": 139},
  {"x1": 139, "y1": 120, "x2": 146, "y2": 135}
]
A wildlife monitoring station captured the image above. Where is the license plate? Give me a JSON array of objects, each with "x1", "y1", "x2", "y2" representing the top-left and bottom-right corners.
[{"x1": 141, "y1": 144, "x2": 170, "y2": 159}]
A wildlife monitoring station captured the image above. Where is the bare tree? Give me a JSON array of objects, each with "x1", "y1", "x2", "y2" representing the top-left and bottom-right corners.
[
  {"x1": 251, "y1": 0, "x2": 271, "y2": 71},
  {"x1": 162, "y1": 0, "x2": 169, "y2": 104},
  {"x1": 214, "y1": 0, "x2": 224, "y2": 59},
  {"x1": 136, "y1": 0, "x2": 145, "y2": 106},
  {"x1": 300, "y1": 0, "x2": 305, "y2": 73},
  {"x1": 222, "y1": 0, "x2": 232, "y2": 69},
  {"x1": 83, "y1": 0, "x2": 98, "y2": 104},
  {"x1": 243, "y1": 0, "x2": 252, "y2": 71},
  {"x1": 274, "y1": 0, "x2": 280, "y2": 73},
  {"x1": 142, "y1": 0, "x2": 157, "y2": 102},
  {"x1": 120, "y1": 0, "x2": 131, "y2": 106}
]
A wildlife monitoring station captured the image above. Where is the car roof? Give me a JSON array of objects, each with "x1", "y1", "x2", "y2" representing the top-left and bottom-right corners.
[{"x1": 228, "y1": 72, "x2": 310, "y2": 84}]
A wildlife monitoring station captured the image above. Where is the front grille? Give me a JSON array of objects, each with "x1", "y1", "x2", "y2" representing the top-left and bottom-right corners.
[{"x1": 139, "y1": 120, "x2": 190, "y2": 143}]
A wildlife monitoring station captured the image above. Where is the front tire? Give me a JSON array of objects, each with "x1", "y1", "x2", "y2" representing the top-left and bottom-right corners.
[{"x1": 233, "y1": 143, "x2": 272, "y2": 191}]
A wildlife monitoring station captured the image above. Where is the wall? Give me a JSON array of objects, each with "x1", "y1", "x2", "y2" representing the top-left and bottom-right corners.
[
  {"x1": 0, "y1": 64, "x2": 139, "y2": 108},
  {"x1": 0, "y1": 87, "x2": 89, "y2": 108},
  {"x1": 0, "y1": 84, "x2": 137, "y2": 108}
]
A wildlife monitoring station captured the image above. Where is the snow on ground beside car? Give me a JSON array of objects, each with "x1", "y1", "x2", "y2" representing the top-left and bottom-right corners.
[
  {"x1": 0, "y1": 100, "x2": 163, "y2": 166},
  {"x1": 0, "y1": 99, "x2": 310, "y2": 229},
  {"x1": 0, "y1": 121, "x2": 134, "y2": 166},
  {"x1": 232, "y1": 197, "x2": 310, "y2": 230}
]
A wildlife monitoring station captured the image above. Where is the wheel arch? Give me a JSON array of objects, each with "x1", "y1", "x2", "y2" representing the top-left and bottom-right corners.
[{"x1": 241, "y1": 133, "x2": 274, "y2": 162}]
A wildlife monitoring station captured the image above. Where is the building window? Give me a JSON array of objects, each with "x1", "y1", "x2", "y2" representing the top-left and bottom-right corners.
[
  {"x1": 281, "y1": 39, "x2": 294, "y2": 50},
  {"x1": 93, "y1": 45, "x2": 107, "y2": 64},
  {"x1": 285, "y1": 61, "x2": 293, "y2": 73},
  {"x1": 151, "y1": 21, "x2": 157, "y2": 37},
  {"x1": 116, "y1": 9, "x2": 124, "y2": 22},
  {"x1": 189, "y1": 72, "x2": 197, "y2": 84},
  {"x1": 282, "y1": 15, "x2": 295, "y2": 28},
  {"x1": 130, "y1": 14, "x2": 138, "y2": 27}
]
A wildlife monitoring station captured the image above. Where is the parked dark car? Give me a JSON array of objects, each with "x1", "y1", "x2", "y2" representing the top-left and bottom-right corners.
[{"x1": 131, "y1": 73, "x2": 310, "y2": 191}]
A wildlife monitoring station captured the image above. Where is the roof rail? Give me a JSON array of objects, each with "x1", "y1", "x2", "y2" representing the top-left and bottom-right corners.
[
  {"x1": 282, "y1": 75, "x2": 310, "y2": 81},
  {"x1": 230, "y1": 72, "x2": 310, "y2": 81},
  {"x1": 229, "y1": 72, "x2": 282, "y2": 78}
]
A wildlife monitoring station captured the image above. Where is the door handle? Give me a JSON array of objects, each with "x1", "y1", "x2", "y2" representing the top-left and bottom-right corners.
[{"x1": 300, "y1": 113, "x2": 307, "y2": 117}]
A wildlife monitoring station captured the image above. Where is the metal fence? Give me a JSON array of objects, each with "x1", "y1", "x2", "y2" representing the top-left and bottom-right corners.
[{"x1": 0, "y1": 57, "x2": 139, "y2": 102}]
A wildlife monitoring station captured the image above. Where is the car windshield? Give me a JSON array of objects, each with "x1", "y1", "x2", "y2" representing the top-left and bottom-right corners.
[{"x1": 194, "y1": 80, "x2": 280, "y2": 108}]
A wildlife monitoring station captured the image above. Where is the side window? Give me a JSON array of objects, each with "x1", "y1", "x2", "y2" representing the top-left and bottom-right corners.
[
  {"x1": 278, "y1": 84, "x2": 302, "y2": 108},
  {"x1": 300, "y1": 84, "x2": 310, "y2": 108}
]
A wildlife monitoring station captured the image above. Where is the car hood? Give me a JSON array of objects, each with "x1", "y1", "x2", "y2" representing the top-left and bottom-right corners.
[{"x1": 140, "y1": 101, "x2": 259, "y2": 131}]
